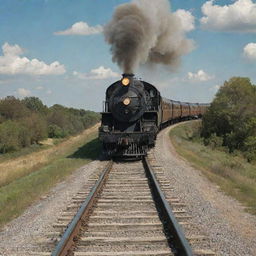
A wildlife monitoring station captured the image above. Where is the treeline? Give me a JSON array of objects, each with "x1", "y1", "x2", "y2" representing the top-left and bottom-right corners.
[
  {"x1": 202, "y1": 77, "x2": 256, "y2": 162},
  {"x1": 0, "y1": 96, "x2": 100, "y2": 153}
]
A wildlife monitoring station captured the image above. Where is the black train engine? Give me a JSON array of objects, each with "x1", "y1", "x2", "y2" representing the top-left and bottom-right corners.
[{"x1": 99, "y1": 74, "x2": 161, "y2": 157}]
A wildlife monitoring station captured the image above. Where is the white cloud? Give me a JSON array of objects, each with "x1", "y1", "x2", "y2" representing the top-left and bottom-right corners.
[
  {"x1": 200, "y1": 0, "x2": 256, "y2": 33},
  {"x1": 16, "y1": 88, "x2": 31, "y2": 97},
  {"x1": 209, "y1": 84, "x2": 220, "y2": 92},
  {"x1": 35, "y1": 86, "x2": 52, "y2": 94},
  {"x1": 188, "y1": 70, "x2": 214, "y2": 82},
  {"x1": 3, "y1": 43, "x2": 24, "y2": 56},
  {"x1": 73, "y1": 66, "x2": 119, "y2": 80},
  {"x1": 243, "y1": 43, "x2": 256, "y2": 60},
  {"x1": 54, "y1": 22, "x2": 103, "y2": 36},
  {"x1": 174, "y1": 9, "x2": 195, "y2": 32},
  {"x1": 154, "y1": 77, "x2": 180, "y2": 89},
  {"x1": 0, "y1": 42, "x2": 66, "y2": 76}
]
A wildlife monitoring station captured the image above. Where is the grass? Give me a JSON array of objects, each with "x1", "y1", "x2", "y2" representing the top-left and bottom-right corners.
[
  {"x1": 169, "y1": 121, "x2": 256, "y2": 215},
  {"x1": 0, "y1": 137, "x2": 66, "y2": 163},
  {"x1": 0, "y1": 125, "x2": 99, "y2": 187},
  {"x1": 0, "y1": 144, "x2": 49, "y2": 163},
  {"x1": 0, "y1": 125, "x2": 101, "y2": 228}
]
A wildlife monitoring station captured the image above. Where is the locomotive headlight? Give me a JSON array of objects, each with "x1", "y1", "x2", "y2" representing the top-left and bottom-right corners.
[
  {"x1": 121, "y1": 78, "x2": 130, "y2": 86},
  {"x1": 123, "y1": 98, "x2": 131, "y2": 106}
]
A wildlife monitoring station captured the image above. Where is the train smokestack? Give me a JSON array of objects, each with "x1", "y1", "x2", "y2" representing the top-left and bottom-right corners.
[
  {"x1": 104, "y1": 0, "x2": 195, "y2": 73},
  {"x1": 122, "y1": 73, "x2": 134, "y2": 78}
]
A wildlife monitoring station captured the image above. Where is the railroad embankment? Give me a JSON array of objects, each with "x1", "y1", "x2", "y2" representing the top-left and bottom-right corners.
[
  {"x1": 169, "y1": 121, "x2": 256, "y2": 215},
  {"x1": 0, "y1": 124, "x2": 100, "y2": 228}
]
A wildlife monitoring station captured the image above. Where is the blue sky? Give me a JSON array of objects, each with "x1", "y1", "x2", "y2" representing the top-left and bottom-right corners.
[{"x1": 0, "y1": 0, "x2": 256, "y2": 111}]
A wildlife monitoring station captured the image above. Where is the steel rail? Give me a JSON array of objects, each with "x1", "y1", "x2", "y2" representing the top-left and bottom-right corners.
[
  {"x1": 51, "y1": 160, "x2": 113, "y2": 256},
  {"x1": 143, "y1": 157, "x2": 193, "y2": 256}
]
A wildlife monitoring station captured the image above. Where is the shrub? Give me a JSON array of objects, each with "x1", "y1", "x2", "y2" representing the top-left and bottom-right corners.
[
  {"x1": 243, "y1": 136, "x2": 256, "y2": 162},
  {"x1": 204, "y1": 133, "x2": 223, "y2": 149},
  {"x1": 0, "y1": 121, "x2": 21, "y2": 153},
  {"x1": 48, "y1": 125, "x2": 67, "y2": 138},
  {"x1": 17, "y1": 124, "x2": 31, "y2": 148}
]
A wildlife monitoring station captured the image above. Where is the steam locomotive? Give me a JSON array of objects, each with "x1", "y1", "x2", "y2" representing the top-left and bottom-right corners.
[{"x1": 99, "y1": 74, "x2": 209, "y2": 158}]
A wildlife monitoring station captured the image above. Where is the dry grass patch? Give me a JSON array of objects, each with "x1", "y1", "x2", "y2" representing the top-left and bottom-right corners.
[{"x1": 0, "y1": 124, "x2": 99, "y2": 187}]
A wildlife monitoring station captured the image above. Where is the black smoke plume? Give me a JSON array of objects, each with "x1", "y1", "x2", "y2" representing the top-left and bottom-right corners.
[{"x1": 104, "y1": 0, "x2": 194, "y2": 73}]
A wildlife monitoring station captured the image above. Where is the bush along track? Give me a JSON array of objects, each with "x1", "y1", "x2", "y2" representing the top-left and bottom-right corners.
[{"x1": 0, "y1": 96, "x2": 100, "y2": 154}]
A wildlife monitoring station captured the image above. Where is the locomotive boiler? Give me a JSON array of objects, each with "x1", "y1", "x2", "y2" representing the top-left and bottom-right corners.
[{"x1": 99, "y1": 74, "x2": 209, "y2": 158}]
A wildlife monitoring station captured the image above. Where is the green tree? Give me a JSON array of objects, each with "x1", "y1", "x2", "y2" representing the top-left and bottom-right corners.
[
  {"x1": 0, "y1": 96, "x2": 30, "y2": 120},
  {"x1": 202, "y1": 77, "x2": 256, "y2": 160},
  {"x1": 0, "y1": 121, "x2": 20, "y2": 153},
  {"x1": 22, "y1": 97, "x2": 48, "y2": 114},
  {"x1": 23, "y1": 113, "x2": 48, "y2": 144},
  {"x1": 0, "y1": 96, "x2": 99, "y2": 154}
]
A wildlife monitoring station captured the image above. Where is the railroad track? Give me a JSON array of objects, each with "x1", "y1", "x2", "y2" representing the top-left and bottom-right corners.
[{"x1": 36, "y1": 157, "x2": 215, "y2": 256}]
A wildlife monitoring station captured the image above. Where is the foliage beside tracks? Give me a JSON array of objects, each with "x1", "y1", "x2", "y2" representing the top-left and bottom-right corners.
[
  {"x1": 170, "y1": 122, "x2": 256, "y2": 215},
  {"x1": 201, "y1": 77, "x2": 256, "y2": 162},
  {"x1": 0, "y1": 96, "x2": 100, "y2": 154}
]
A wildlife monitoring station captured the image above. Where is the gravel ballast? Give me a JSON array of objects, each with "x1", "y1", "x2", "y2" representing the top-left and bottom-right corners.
[{"x1": 153, "y1": 125, "x2": 256, "y2": 256}]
